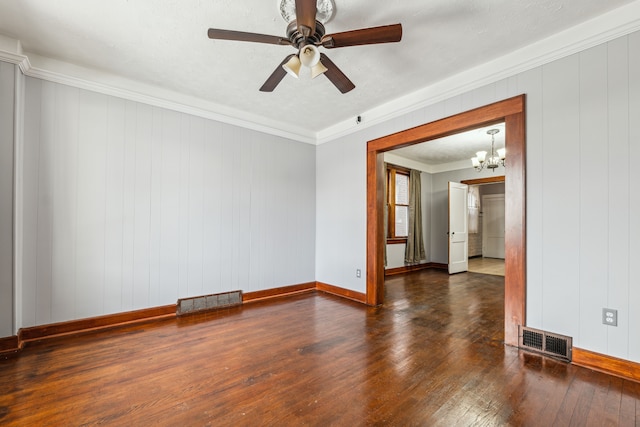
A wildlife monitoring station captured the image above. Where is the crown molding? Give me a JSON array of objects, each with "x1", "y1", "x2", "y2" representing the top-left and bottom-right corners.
[
  {"x1": 0, "y1": 35, "x2": 27, "y2": 69},
  {"x1": 0, "y1": 45, "x2": 316, "y2": 145},
  {"x1": 1, "y1": 1, "x2": 639, "y2": 146},
  {"x1": 0, "y1": 50, "x2": 27, "y2": 67}
]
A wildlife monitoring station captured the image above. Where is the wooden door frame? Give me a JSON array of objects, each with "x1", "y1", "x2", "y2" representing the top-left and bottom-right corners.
[{"x1": 366, "y1": 95, "x2": 526, "y2": 346}]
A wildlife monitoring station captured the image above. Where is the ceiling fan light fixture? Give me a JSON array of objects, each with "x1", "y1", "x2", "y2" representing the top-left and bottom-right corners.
[
  {"x1": 299, "y1": 44, "x2": 320, "y2": 68},
  {"x1": 209, "y1": 1, "x2": 401, "y2": 93},
  {"x1": 311, "y1": 61, "x2": 328, "y2": 79},
  {"x1": 282, "y1": 55, "x2": 301, "y2": 78}
]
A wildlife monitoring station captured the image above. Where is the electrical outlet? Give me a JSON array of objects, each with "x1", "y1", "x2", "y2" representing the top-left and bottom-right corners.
[
  {"x1": 602, "y1": 308, "x2": 618, "y2": 326},
  {"x1": 356, "y1": 269, "x2": 361, "y2": 278}
]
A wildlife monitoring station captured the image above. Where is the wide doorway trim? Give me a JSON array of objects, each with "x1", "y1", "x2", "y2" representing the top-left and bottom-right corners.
[{"x1": 366, "y1": 95, "x2": 526, "y2": 346}]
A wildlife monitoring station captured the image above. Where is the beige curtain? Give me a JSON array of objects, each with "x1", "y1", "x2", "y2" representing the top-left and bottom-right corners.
[{"x1": 404, "y1": 169, "x2": 425, "y2": 264}]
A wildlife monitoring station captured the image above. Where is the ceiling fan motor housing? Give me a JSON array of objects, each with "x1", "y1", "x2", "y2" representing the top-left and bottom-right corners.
[{"x1": 286, "y1": 21, "x2": 325, "y2": 48}]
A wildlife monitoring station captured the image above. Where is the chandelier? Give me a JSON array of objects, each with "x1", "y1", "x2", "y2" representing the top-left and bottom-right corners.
[{"x1": 471, "y1": 129, "x2": 506, "y2": 172}]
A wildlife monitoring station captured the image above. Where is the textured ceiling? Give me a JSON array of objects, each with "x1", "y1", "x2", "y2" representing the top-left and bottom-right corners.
[
  {"x1": 392, "y1": 123, "x2": 506, "y2": 167},
  {"x1": 0, "y1": 0, "x2": 637, "y2": 141}
]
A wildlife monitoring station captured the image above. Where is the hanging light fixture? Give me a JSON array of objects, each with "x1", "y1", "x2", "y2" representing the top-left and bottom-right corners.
[
  {"x1": 282, "y1": 55, "x2": 302, "y2": 78},
  {"x1": 471, "y1": 128, "x2": 506, "y2": 172},
  {"x1": 282, "y1": 44, "x2": 327, "y2": 79}
]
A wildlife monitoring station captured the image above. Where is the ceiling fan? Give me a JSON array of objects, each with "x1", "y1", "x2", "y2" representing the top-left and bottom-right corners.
[{"x1": 207, "y1": 0, "x2": 402, "y2": 94}]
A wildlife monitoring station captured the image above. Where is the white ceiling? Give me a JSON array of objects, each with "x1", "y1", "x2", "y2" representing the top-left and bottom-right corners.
[
  {"x1": 392, "y1": 122, "x2": 506, "y2": 168},
  {"x1": 0, "y1": 0, "x2": 638, "y2": 144}
]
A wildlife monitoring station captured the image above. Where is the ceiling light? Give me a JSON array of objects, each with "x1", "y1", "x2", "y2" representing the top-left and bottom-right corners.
[
  {"x1": 471, "y1": 129, "x2": 506, "y2": 172},
  {"x1": 299, "y1": 45, "x2": 320, "y2": 67},
  {"x1": 282, "y1": 55, "x2": 301, "y2": 78},
  {"x1": 311, "y1": 61, "x2": 328, "y2": 79},
  {"x1": 283, "y1": 45, "x2": 327, "y2": 79},
  {"x1": 279, "y1": 0, "x2": 335, "y2": 24}
]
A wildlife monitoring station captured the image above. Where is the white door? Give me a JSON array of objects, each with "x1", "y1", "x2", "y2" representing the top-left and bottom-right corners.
[
  {"x1": 448, "y1": 182, "x2": 468, "y2": 274},
  {"x1": 482, "y1": 194, "x2": 505, "y2": 259}
]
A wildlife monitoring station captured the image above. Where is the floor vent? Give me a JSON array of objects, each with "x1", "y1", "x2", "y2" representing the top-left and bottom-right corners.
[
  {"x1": 177, "y1": 291, "x2": 242, "y2": 316},
  {"x1": 518, "y1": 326, "x2": 572, "y2": 362}
]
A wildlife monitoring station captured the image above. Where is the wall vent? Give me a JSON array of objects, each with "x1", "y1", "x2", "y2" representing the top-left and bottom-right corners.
[
  {"x1": 518, "y1": 326, "x2": 572, "y2": 362},
  {"x1": 177, "y1": 290, "x2": 242, "y2": 316}
]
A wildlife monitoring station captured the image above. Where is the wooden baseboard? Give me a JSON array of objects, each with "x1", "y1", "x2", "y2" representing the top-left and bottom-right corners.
[
  {"x1": 7, "y1": 281, "x2": 366, "y2": 356},
  {"x1": 243, "y1": 282, "x2": 316, "y2": 303},
  {"x1": 316, "y1": 282, "x2": 366, "y2": 303},
  {"x1": 243, "y1": 282, "x2": 366, "y2": 304},
  {"x1": 0, "y1": 335, "x2": 19, "y2": 356},
  {"x1": 18, "y1": 305, "x2": 177, "y2": 343},
  {"x1": 573, "y1": 347, "x2": 640, "y2": 383},
  {"x1": 385, "y1": 262, "x2": 447, "y2": 276},
  {"x1": 427, "y1": 262, "x2": 448, "y2": 270}
]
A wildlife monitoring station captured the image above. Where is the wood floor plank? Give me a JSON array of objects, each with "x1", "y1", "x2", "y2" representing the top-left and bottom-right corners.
[
  {"x1": 584, "y1": 372, "x2": 622, "y2": 427},
  {"x1": 1, "y1": 269, "x2": 639, "y2": 425},
  {"x1": 619, "y1": 379, "x2": 640, "y2": 426}
]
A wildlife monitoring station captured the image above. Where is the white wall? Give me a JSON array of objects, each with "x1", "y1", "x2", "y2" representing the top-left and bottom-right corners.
[
  {"x1": 18, "y1": 78, "x2": 316, "y2": 329},
  {"x1": 315, "y1": 133, "x2": 367, "y2": 292},
  {"x1": 316, "y1": 30, "x2": 640, "y2": 362},
  {"x1": 0, "y1": 62, "x2": 14, "y2": 336}
]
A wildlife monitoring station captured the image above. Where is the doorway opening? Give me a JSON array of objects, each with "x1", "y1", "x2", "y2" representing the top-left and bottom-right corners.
[
  {"x1": 465, "y1": 178, "x2": 506, "y2": 277},
  {"x1": 366, "y1": 95, "x2": 526, "y2": 346}
]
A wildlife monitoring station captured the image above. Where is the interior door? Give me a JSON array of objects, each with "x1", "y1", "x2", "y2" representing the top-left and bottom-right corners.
[
  {"x1": 482, "y1": 194, "x2": 505, "y2": 258},
  {"x1": 448, "y1": 181, "x2": 468, "y2": 274}
]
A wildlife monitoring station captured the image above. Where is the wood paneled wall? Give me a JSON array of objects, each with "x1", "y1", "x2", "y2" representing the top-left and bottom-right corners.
[{"x1": 18, "y1": 78, "x2": 316, "y2": 328}]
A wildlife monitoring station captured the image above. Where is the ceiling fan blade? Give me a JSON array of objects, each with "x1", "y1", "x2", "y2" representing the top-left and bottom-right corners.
[
  {"x1": 319, "y1": 54, "x2": 355, "y2": 94},
  {"x1": 295, "y1": 0, "x2": 317, "y2": 37},
  {"x1": 259, "y1": 54, "x2": 296, "y2": 92},
  {"x1": 208, "y1": 28, "x2": 291, "y2": 46},
  {"x1": 321, "y1": 24, "x2": 402, "y2": 49}
]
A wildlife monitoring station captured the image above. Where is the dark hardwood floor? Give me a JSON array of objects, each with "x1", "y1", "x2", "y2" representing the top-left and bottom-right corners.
[{"x1": 1, "y1": 270, "x2": 639, "y2": 426}]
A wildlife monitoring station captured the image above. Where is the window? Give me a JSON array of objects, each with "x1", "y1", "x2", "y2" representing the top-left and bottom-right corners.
[
  {"x1": 387, "y1": 165, "x2": 410, "y2": 242},
  {"x1": 468, "y1": 185, "x2": 480, "y2": 234}
]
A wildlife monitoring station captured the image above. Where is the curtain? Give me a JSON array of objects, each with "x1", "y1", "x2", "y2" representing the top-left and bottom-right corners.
[
  {"x1": 468, "y1": 186, "x2": 481, "y2": 234},
  {"x1": 404, "y1": 169, "x2": 425, "y2": 264}
]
